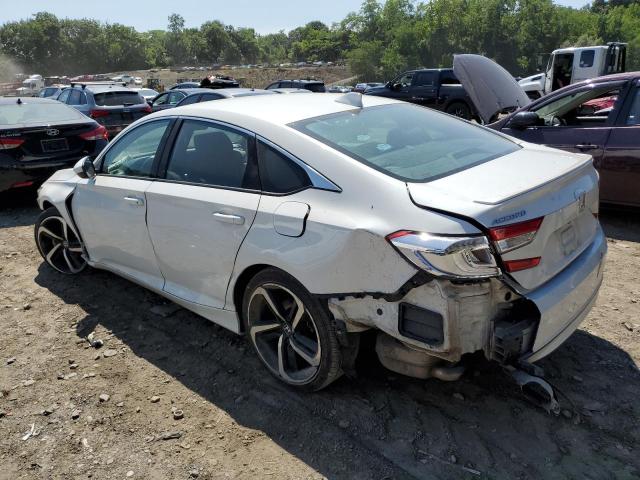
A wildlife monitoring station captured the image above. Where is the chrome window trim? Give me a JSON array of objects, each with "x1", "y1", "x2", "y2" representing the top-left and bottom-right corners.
[{"x1": 256, "y1": 135, "x2": 341, "y2": 193}]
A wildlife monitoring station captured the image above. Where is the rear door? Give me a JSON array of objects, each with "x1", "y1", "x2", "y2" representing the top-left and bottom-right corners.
[
  {"x1": 145, "y1": 118, "x2": 260, "y2": 308},
  {"x1": 601, "y1": 82, "x2": 640, "y2": 206},
  {"x1": 73, "y1": 119, "x2": 173, "y2": 289}
]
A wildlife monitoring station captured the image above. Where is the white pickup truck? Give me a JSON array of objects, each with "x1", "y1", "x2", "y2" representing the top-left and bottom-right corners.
[
  {"x1": 518, "y1": 43, "x2": 626, "y2": 98},
  {"x1": 16, "y1": 74, "x2": 44, "y2": 96}
]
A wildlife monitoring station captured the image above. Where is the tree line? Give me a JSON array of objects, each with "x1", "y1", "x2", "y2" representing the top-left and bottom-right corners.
[{"x1": 0, "y1": 0, "x2": 639, "y2": 81}]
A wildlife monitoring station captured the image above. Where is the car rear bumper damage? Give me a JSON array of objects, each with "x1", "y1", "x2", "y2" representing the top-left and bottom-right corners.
[
  {"x1": 328, "y1": 227, "x2": 606, "y2": 378},
  {"x1": 0, "y1": 158, "x2": 85, "y2": 192}
]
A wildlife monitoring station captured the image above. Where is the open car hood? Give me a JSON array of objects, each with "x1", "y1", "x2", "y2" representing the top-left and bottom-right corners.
[{"x1": 453, "y1": 54, "x2": 531, "y2": 123}]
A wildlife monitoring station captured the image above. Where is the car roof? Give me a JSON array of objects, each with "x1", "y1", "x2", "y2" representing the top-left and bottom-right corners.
[
  {"x1": 534, "y1": 71, "x2": 640, "y2": 100},
  {"x1": 275, "y1": 79, "x2": 324, "y2": 84},
  {"x1": 0, "y1": 97, "x2": 61, "y2": 105},
  {"x1": 68, "y1": 84, "x2": 136, "y2": 94},
  {"x1": 153, "y1": 91, "x2": 400, "y2": 127}
]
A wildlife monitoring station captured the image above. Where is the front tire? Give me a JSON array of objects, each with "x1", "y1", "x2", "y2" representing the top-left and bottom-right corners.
[
  {"x1": 242, "y1": 268, "x2": 342, "y2": 391},
  {"x1": 34, "y1": 207, "x2": 87, "y2": 274}
]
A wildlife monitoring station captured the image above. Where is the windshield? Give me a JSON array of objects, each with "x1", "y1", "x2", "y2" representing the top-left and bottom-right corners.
[
  {"x1": 93, "y1": 91, "x2": 145, "y2": 106},
  {"x1": 291, "y1": 104, "x2": 520, "y2": 182},
  {"x1": 0, "y1": 102, "x2": 84, "y2": 126}
]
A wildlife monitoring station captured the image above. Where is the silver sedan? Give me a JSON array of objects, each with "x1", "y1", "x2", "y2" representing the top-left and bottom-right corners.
[{"x1": 35, "y1": 92, "x2": 606, "y2": 391}]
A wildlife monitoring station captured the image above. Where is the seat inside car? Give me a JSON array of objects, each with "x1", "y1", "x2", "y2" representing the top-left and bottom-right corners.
[{"x1": 168, "y1": 127, "x2": 246, "y2": 187}]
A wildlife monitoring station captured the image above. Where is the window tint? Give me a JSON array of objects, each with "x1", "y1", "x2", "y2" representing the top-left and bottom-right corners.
[
  {"x1": 101, "y1": 120, "x2": 170, "y2": 177},
  {"x1": 440, "y1": 71, "x2": 460, "y2": 85},
  {"x1": 153, "y1": 93, "x2": 168, "y2": 105},
  {"x1": 395, "y1": 73, "x2": 413, "y2": 87},
  {"x1": 626, "y1": 88, "x2": 640, "y2": 125},
  {"x1": 68, "y1": 90, "x2": 82, "y2": 105},
  {"x1": 165, "y1": 119, "x2": 250, "y2": 188},
  {"x1": 200, "y1": 93, "x2": 222, "y2": 102},
  {"x1": 291, "y1": 103, "x2": 520, "y2": 182},
  {"x1": 257, "y1": 141, "x2": 311, "y2": 194},
  {"x1": 413, "y1": 72, "x2": 437, "y2": 87},
  {"x1": 57, "y1": 89, "x2": 70, "y2": 103},
  {"x1": 579, "y1": 50, "x2": 595, "y2": 68},
  {"x1": 0, "y1": 102, "x2": 84, "y2": 126},
  {"x1": 178, "y1": 94, "x2": 200, "y2": 106},
  {"x1": 305, "y1": 83, "x2": 326, "y2": 92},
  {"x1": 94, "y1": 91, "x2": 144, "y2": 106}
]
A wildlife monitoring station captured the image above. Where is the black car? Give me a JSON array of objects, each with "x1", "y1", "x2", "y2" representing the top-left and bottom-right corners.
[
  {"x1": 150, "y1": 88, "x2": 200, "y2": 112},
  {"x1": 56, "y1": 83, "x2": 151, "y2": 137},
  {"x1": 175, "y1": 88, "x2": 274, "y2": 107},
  {"x1": 169, "y1": 82, "x2": 201, "y2": 90},
  {"x1": 0, "y1": 97, "x2": 108, "y2": 193},
  {"x1": 265, "y1": 79, "x2": 326, "y2": 92},
  {"x1": 365, "y1": 69, "x2": 476, "y2": 119}
]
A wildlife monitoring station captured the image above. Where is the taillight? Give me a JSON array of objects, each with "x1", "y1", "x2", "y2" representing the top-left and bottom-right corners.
[
  {"x1": 0, "y1": 137, "x2": 25, "y2": 150},
  {"x1": 90, "y1": 109, "x2": 109, "y2": 119},
  {"x1": 143, "y1": 104, "x2": 152, "y2": 113},
  {"x1": 386, "y1": 230, "x2": 500, "y2": 279},
  {"x1": 488, "y1": 217, "x2": 543, "y2": 253},
  {"x1": 504, "y1": 257, "x2": 541, "y2": 273},
  {"x1": 80, "y1": 125, "x2": 109, "y2": 141}
]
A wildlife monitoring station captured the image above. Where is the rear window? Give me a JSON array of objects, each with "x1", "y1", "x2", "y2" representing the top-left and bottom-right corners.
[
  {"x1": 303, "y1": 83, "x2": 326, "y2": 93},
  {"x1": 291, "y1": 104, "x2": 520, "y2": 182},
  {"x1": 93, "y1": 91, "x2": 144, "y2": 106},
  {"x1": 0, "y1": 102, "x2": 84, "y2": 126}
]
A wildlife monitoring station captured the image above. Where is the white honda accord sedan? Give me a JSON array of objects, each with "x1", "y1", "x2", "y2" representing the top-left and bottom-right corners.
[{"x1": 35, "y1": 92, "x2": 606, "y2": 391}]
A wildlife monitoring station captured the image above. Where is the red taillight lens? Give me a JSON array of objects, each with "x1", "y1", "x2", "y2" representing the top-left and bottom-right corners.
[
  {"x1": 0, "y1": 137, "x2": 25, "y2": 150},
  {"x1": 10, "y1": 180, "x2": 34, "y2": 188},
  {"x1": 504, "y1": 257, "x2": 541, "y2": 273},
  {"x1": 488, "y1": 217, "x2": 543, "y2": 253},
  {"x1": 90, "y1": 109, "x2": 109, "y2": 119},
  {"x1": 143, "y1": 104, "x2": 152, "y2": 113},
  {"x1": 80, "y1": 125, "x2": 109, "y2": 141}
]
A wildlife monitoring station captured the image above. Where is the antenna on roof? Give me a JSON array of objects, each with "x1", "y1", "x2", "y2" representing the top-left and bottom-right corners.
[{"x1": 335, "y1": 92, "x2": 363, "y2": 109}]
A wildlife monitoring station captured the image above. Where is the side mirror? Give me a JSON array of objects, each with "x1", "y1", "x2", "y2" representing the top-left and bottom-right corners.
[
  {"x1": 73, "y1": 156, "x2": 97, "y2": 179},
  {"x1": 391, "y1": 83, "x2": 402, "y2": 91},
  {"x1": 508, "y1": 111, "x2": 540, "y2": 129}
]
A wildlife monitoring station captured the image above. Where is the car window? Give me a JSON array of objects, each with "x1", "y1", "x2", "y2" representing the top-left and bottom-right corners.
[
  {"x1": 440, "y1": 71, "x2": 460, "y2": 85},
  {"x1": 0, "y1": 102, "x2": 85, "y2": 126},
  {"x1": 200, "y1": 93, "x2": 223, "y2": 102},
  {"x1": 153, "y1": 93, "x2": 168, "y2": 105},
  {"x1": 413, "y1": 72, "x2": 437, "y2": 87},
  {"x1": 257, "y1": 141, "x2": 311, "y2": 194},
  {"x1": 94, "y1": 91, "x2": 144, "y2": 106},
  {"x1": 305, "y1": 83, "x2": 326, "y2": 92},
  {"x1": 579, "y1": 50, "x2": 595, "y2": 68},
  {"x1": 625, "y1": 88, "x2": 640, "y2": 125},
  {"x1": 168, "y1": 92, "x2": 184, "y2": 105},
  {"x1": 101, "y1": 120, "x2": 170, "y2": 177},
  {"x1": 395, "y1": 73, "x2": 413, "y2": 87},
  {"x1": 68, "y1": 90, "x2": 82, "y2": 105},
  {"x1": 291, "y1": 103, "x2": 520, "y2": 183},
  {"x1": 533, "y1": 86, "x2": 620, "y2": 127},
  {"x1": 57, "y1": 89, "x2": 70, "y2": 103},
  {"x1": 178, "y1": 94, "x2": 200, "y2": 106},
  {"x1": 165, "y1": 119, "x2": 251, "y2": 188}
]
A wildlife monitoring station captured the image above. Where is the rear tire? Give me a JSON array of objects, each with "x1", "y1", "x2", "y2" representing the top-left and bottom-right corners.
[
  {"x1": 34, "y1": 207, "x2": 87, "y2": 275},
  {"x1": 445, "y1": 102, "x2": 472, "y2": 120},
  {"x1": 242, "y1": 268, "x2": 342, "y2": 391}
]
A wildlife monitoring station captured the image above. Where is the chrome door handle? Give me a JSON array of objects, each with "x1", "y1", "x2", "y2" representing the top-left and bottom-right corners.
[
  {"x1": 575, "y1": 144, "x2": 598, "y2": 151},
  {"x1": 123, "y1": 196, "x2": 144, "y2": 206},
  {"x1": 213, "y1": 212, "x2": 244, "y2": 225}
]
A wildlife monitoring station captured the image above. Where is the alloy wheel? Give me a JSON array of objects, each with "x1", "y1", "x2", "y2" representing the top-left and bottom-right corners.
[
  {"x1": 247, "y1": 283, "x2": 322, "y2": 385},
  {"x1": 36, "y1": 215, "x2": 86, "y2": 274}
]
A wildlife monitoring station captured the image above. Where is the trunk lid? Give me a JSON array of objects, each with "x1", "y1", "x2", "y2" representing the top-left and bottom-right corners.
[
  {"x1": 453, "y1": 54, "x2": 531, "y2": 123},
  {"x1": 407, "y1": 144, "x2": 600, "y2": 290},
  {"x1": 6, "y1": 122, "x2": 97, "y2": 162}
]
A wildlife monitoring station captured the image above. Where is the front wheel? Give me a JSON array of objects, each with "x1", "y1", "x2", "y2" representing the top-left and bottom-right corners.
[
  {"x1": 445, "y1": 102, "x2": 472, "y2": 120},
  {"x1": 242, "y1": 268, "x2": 342, "y2": 391},
  {"x1": 34, "y1": 207, "x2": 87, "y2": 274}
]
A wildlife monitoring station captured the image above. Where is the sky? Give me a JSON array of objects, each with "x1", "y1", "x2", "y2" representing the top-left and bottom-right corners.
[{"x1": 0, "y1": 0, "x2": 591, "y2": 34}]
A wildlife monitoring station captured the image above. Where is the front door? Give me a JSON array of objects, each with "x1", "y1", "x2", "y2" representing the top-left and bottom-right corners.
[
  {"x1": 145, "y1": 118, "x2": 261, "y2": 308},
  {"x1": 501, "y1": 83, "x2": 626, "y2": 168},
  {"x1": 72, "y1": 119, "x2": 172, "y2": 289},
  {"x1": 409, "y1": 70, "x2": 438, "y2": 108},
  {"x1": 601, "y1": 84, "x2": 640, "y2": 206}
]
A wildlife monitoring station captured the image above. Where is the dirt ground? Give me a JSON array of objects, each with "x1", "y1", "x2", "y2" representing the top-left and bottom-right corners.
[{"x1": 0, "y1": 191, "x2": 638, "y2": 480}]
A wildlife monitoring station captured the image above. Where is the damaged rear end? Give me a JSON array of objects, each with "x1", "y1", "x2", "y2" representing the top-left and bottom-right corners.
[{"x1": 329, "y1": 143, "x2": 605, "y2": 379}]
